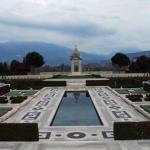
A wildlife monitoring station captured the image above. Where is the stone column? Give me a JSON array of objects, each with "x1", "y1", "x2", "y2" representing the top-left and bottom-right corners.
[
  {"x1": 71, "y1": 60, "x2": 74, "y2": 73},
  {"x1": 79, "y1": 60, "x2": 82, "y2": 73}
]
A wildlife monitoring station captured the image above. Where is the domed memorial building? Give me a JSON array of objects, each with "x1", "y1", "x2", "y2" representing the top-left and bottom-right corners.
[{"x1": 70, "y1": 46, "x2": 82, "y2": 75}]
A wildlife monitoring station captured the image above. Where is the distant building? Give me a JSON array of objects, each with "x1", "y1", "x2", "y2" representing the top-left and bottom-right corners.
[
  {"x1": 132, "y1": 57, "x2": 138, "y2": 63},
  {"x1": 83, "y1": 63, "x2": 101, "y2": 71},
  {"x1": 70, "y1": 46, "x2": 82, "y2": 75}
]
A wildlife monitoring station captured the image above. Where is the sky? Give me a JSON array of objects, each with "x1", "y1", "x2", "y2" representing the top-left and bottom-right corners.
[{"x1": 0, "y1": 0, "x2": 150, "y2": 54}]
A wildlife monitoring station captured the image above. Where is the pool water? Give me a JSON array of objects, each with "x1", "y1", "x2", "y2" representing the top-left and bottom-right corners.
[{"x1": 51, "y1": 91, "x2": 103, "y2": 126}]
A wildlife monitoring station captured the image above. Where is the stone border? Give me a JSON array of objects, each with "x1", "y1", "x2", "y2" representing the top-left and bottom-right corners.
[
  {"x1": 88, "y1": 88, "x2": 109, "y2": 127},
  {"x1": 21, "y1": 88, "x2": 61, "y2": 123},
  {"x1": 49, "y1": 88, "x2": 109, "y2": 128},
  {"x1": 93, "y1": 87, "x2": 133, "y2": 121},
  {"x1": 45, "y1": 89, "x2": 65, "y2": 127}
]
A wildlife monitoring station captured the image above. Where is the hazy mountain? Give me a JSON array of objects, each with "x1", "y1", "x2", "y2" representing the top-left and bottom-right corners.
[
  {"x1": 0, "y1": 41, "x2": 106, "y2": 65},
  {"x1": 0, "y1": 41, "x2": 149, "y2": 65},
  {"x1": 126, "y1": 50, "x2": 150, "y2": 59},
  {"x1": 104, "y1": 49, "x2": 150, "y2": 60}
]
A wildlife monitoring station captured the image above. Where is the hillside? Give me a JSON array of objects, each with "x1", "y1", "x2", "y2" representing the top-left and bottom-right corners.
[
  {"x1": 127, "y1": 50, "x2": 150, "y2": 59},
  {"x1": 0, "y1": 41, "x2": 150, "y2": 65},
  {"x1": 0, "y1": 41, "x2": 105, "y2": 65}
]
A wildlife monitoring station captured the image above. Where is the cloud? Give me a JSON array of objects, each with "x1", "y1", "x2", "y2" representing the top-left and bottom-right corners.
[
  {"x1": 0, "y1": 17, "x2": 115, "y2": 38},
  {"x1": 0, "y1": 0, "x2": 150, "y2": 54}
]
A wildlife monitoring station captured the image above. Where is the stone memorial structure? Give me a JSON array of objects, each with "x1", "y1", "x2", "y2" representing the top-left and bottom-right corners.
[{"x1": 70, "y1": 46, "x2": 82, "y2": 75}]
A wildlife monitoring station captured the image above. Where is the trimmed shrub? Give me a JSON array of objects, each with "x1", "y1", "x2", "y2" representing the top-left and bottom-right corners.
[
  {"x1": 144, "y1": 94, "x2": 150, "y2": 101},
  {"x1": 86, "y1": 77, "x2": 147, "y2": 87},
  {"x1": 6, "y1": 79, "x2": 66, "y2": 90},
  {"x1": 114, "y1": 122, "x2": 138, "y2": 140},
  {"x1": 0, "y1": 96, "x2": 8, "y2": 103},
  {"x1": 0, "y1": 123, "x2": 39, "y2": 141},
  {"x1": 0, "y1": 100, "x2": 8, "y2": 104},
  {"x1": 114, "y1": 121, "x2": 150, "y2": 140},
  {"x1": 144, "y1": 97, "x2": 150, "y2": 101},
  {"x1": 52, "y1": 75, "x2": 61, "y2": 78},
  {"x1": 143, "y1": 82, "x2": 150, "y2": 92},
  {"x1": 139, "y1": 122, "x2": 150, "y2": 139},
  {"x1": 126, "y1": 95, "x2": 142, "y2": 102},
  {"x1": 0, "y1": 96, "x2": 7, "y2": 101},
  {"x1": 10, "y1": 96, "x2": 27, "y2": 103},
  {"x1": 126, "y1": 94, "x2": 143, "y2": 98},
  {"x1": 86, "y1": 80, "x2": 110, "y2": 86},
  {"x1": 110, "y1": 77, "x2": 149, "y2": 88},
  {"x1": 91, "y1": 74, "x2": 102, "y2": 78},
  {"x1": 0, "y1": 85, "x2": 10, "y2": 96},
  {"x1": 146, "y1": 94, "x2": 150, "y2": 98}
]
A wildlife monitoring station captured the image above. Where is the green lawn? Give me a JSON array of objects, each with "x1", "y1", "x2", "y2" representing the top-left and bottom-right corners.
[
  {"x1": 140, "y1": 105, "x2": 150, "y2": 114},
  {"x1": 0, "y1": 107, "x2": 12, "y2": 117},
  {"x1": 5, "y1": 90, "x2": 38, "y2": 97},
  {"x1": 52, "y1": 74, "x2": 101, "y2": 79},
  {"x1": 114, "y1": 88, "x2": 148, "y2": 94}
]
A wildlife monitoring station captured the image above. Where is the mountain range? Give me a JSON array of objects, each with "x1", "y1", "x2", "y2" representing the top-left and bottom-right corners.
[
  {"x1": 0, "y1": 41, "x2": 149, "y2": 65},
  {"x1": 127, "y1": 51, "x2": 150, "y2": 58}
]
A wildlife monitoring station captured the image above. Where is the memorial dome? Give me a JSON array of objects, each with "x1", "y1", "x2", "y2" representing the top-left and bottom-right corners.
[{"x1": 71, "y1": 46, "x2": 82, "y2": 60}]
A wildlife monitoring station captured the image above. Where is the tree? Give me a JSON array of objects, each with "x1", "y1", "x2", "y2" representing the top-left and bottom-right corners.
[
  {"x1": 129, "y1": 55, "x2": 150, "y2": 76},
  {"x1": 10, "y1": 60, "x2": 24, "y2": 75},
  {"x1": 24, "y1": 52, "x2": 45, "y2": 73},
  {"x1": 3, "y1": 62, "x2": 9, "y2": 79},
  {"x1": 0, "y1": 62, "x2": 4, "y2": 79},
  {"x1": 22, "y1": 57, "x2": 30, "y2": 74},
  {"x1": 111, "y1": 53, "x2": 130, "y2": 71},
  {"x1": 136, "y1": 56, "x2": 150, "y2": 73},
  {"x1": 60, "y1": 64, "x2": 65, "y2": 72}
]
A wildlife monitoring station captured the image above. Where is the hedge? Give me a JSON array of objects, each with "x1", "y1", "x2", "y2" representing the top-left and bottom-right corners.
[
  {"x1": 0, "y1": 100, "x2": 8, "y2": 104},
  {"x1": 0, "y1": 84, "x2": 10, "y2": 96},
  {"x1": 86, "y1": 80, "x2": 111, "y2": 86},
  {"x1": 86, "y1": 77, "x2": 149, "y2": 87},
  {"x1": 2, "y1": 79, "x2": 66, "y2": 90},
  {"x1": 0, "y1": 123, "x2": 39, "y2": 141},
  {"x1": 144, "y1": 97, "x2": 150, "y2": 101},
  {"x1": 146, "y1": 94, "x2": 150, "y2": 98},
  {"x1": 114, "y1": 121, "x2": 150, "y2": 140},
  {"x1": 1, "y1": 77, "x2": 148, "y2": 89},
  {"x1": 0, "y1": 96, "x2": 8, "y2": 103},
  {"x1": 0, "y1": 96, "x2": 7, "y2": 101},
  {"x1": 126, "y1": 95, "x2": 143, "y2": 102},
  {"x1": 10, "y1": 96, "x2": 27, "y2": 103},
  {"x1": 143, "y1": 82, "x2": 150, "y2": 92}
]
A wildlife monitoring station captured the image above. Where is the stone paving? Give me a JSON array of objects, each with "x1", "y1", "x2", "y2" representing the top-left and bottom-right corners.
[{"x1": 0, "y1": 86, "x2": 150, "y2": 150}]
